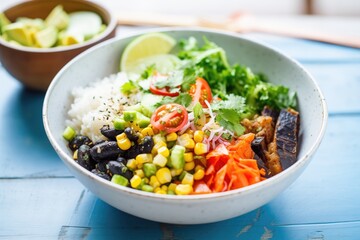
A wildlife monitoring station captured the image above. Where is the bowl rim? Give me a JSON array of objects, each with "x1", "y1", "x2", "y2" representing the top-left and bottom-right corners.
[
  {"x1": 0, "y1": 0, "x2": 117, "y2": 53},
  {"x1": 43, "y1": 26, "x2": 328, "y2": 201}
]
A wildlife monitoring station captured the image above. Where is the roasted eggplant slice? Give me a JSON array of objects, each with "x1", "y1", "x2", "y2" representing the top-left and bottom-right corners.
[
  {"x1": 261, "y1": 106, "x2": 280, "y2": 126},
  {"x1": 274, "y1": 108, "x2": 300, "y2": 170},
  {"x1": 251, "y1": 137, "x2": 270, "y2": 178}
]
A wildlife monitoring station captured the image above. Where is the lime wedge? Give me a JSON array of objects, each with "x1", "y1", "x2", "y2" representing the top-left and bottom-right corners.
[
  {"x1": 120, "y1": 33, "x2": 177, "y2": 73},
  {"x1": 45, "y1": 5, "x2": 69, "y2": 30},
  {"x1": 2, "y1": 22, "x2": 34, "y2": 46},
  {"x1": 34, "y1": 26, "x2": 58, "y2": 48},
  {"x1": 126, "y1": 54, "x2": 181, "y2": 74}
]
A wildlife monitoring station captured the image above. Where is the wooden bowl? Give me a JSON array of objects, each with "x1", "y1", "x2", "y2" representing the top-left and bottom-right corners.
[{"x1": 0, "y1": 0, "x2": 117, "y2": 91}]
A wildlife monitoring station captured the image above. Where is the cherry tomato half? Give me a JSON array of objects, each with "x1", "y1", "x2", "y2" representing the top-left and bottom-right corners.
[
  {"x1": 149, "y1": 74, "x2": 180, "y2": 97},
  {"x1": 151, "y1": 103, "x2": 188, "y2": 133},
  {"x1": 189, "y1": 77, "x2": 212, "y2": 108}
]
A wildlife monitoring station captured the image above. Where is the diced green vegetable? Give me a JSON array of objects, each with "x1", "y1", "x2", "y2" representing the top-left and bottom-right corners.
[
  {"x1": 141, "y1": 184, "x2": 154, "y2": 192},
  {"x1": 111, "y1": 174, "x2": 129, "y2": 186},
  {"x1": 136, "y1": 112, "x2": 150, "y2": 128},
  {"x1": 113, "y1": 117, "x2": 129, "y2": 130},
  {"x1": 169, "y1": 145, "x2": 185, "y2": 169},
  {"x1": 62, "y1": 126, "x2": 76, "y2": 141},
  {"x1": 143, "y1": 163, "x2": 157, "y2": 177},
  {"x1": 123, "y1": 111, "x2": 137, "y2": 122}
]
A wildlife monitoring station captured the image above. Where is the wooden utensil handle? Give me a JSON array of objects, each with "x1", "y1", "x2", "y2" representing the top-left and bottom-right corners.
[{"x1": 117, "y1": 12, "x2": 360, "y2": 48}]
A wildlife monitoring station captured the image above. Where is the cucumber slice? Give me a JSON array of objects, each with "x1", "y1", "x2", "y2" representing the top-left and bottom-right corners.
[{"x1": 169, "y1": 145, "x2": 185, "y2": 169}]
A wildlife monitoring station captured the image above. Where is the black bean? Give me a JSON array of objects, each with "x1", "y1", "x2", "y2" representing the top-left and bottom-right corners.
[
  {"x1": 94, "y1": 139, "x2": 106, "y2": 145},
  {"x1": 96, "y1": 161, "x2": 109, "y2": 172},
  {"x1": 91, "y1": 169, "x2": 110, "y2": 181},
  {"x1": 77, "y1": 145, "x2": 95, "y2": 171},
  {"x1": 138, "y1": 136, "x2": 154, "y2": 154},
  {"x1": 123, "y1": 145, "x2": 141, "y2": 159},
  {"x1": 106, "y1": 161, "x2": 133, "y2": 180},
  {"x1": 124, "y1": 127, "x2": 139, "y2": 142},
  {"x1": 90, "y1": 141, "x2": 121, "y2": 162},
  {"x1": 69, "y1": 135, "x2": 93, "y2": 151},
  {"x1": 100, "y1": 125, "x2": 123, "y2": 140},
  {"x1": 116, "y1": 156, "x2": 127, "y2": 164}
]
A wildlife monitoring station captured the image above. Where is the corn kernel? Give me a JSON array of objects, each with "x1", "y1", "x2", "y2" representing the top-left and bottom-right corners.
[
  {"x1": 175, "y1": 184, "x2": 193, "y2": 195},
  {"x1": 135, "y1": 169, "x2": 145, "y2": 178},
  {"x1": 157, "y1": 146, "x2": 170, "y2": 158},
  {"x1": 166, "y1": 132, "x2": 178, "y2": 142},
  {"x1": 141, "y1": 127, "x2": 154, "y2": 136},
  {"x1": 136, "y1": 154, "x2": 153, "y2": 165},
  {"x1": 194, "y1": 142, "x2": 208, "y2": 155},
  {"x1": 116, "y1": 133, "x2": 127, "y2": 141},
  {"x1": 195, "y1": 165, "x2": 205, "y2": 171},
  {"x1": 73, "y1": 149, "x2": 78, "y2": 160},
  {"x1": 117, "y1": 138, "x2": 131, "y2": 150},
  {"x1": 177, "y1": 133, "x2": 191, "y2": 148},
  {"x1": 193, "y1": 168, "x2": 205, "y2": 180},
  {"x1": 149, "y1": 176, "x2": 160, "y2": 188},
  {"x1": 153, "y1": 154, "x2": 168, "y2": 167},
  {"x1": 184, "y1": 161, "x2": 195, "y2": 171},
  {"x1": 161, "y1": 185, "x2": 168, "y2": 192},
  {"x1": 184, "y1": 152, "x2": 193, "y2": 163},
  {"x1": 168, "y1": 183, "x2": 177, "y2": 192},
  {"x1": 171, "y1": 168, "x2": 183, "y2": 177},
  {"x1": 137, "y1": 133, "x2": 144, "y2": 141},
  {"x1": 181, "y1": 172, "x2": 194, "y2": 185},
  {"x1": 156, "y1": 168, "x2": 172, "y2": 184},
  {"x1": 178, "y1": 134, "x2": 195, "y2": 149},
  {"x1": 194, "y1": 130, "x2": 204, "y2": 143},
  {"x1": 155, "y1": 189, "x2": 167, "y2": 194},
  {"x1": 153, "y1": 134, "x2": 166, "y2": 144},
  {"x1": 130, "y1": 175, "x2": 142, "y2": 188},
  {"x1": 126, "y1": 159, "x2": 137, "y2": 170},
  {"x1": 131, "y1": 122, "x2": 141, "y2": 131},
  {"x1": 151, "y1": 141, "x2": 167, "y2": 155},
  {"x1": 185, "y1": 129, "x2": 194, "y2": 138}
]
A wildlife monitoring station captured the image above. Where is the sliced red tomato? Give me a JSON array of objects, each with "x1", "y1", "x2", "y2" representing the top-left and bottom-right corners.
[
  {"x1": 150, "y1": 74, "x2": 180, "y2": 97},
  {"x1": 189, "y1": 77, "x2": 212, "y2": 108},
  {"x1": 151, "y1": 103, "x2": 188, "y2": 133}
]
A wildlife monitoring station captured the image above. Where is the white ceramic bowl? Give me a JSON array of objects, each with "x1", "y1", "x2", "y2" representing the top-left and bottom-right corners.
[{"x1": 43, "y1": 28, "x2": 327, "y2": 224}]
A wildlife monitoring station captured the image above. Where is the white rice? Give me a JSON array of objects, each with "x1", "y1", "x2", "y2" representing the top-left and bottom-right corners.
[{"x1": 66, "y1": 72, "x2": 141, "y2": 142}]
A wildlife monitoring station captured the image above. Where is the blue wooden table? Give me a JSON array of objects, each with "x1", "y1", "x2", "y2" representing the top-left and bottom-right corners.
[{"x1": 1, "y1": 26, "x2": 360, "y2": 239}]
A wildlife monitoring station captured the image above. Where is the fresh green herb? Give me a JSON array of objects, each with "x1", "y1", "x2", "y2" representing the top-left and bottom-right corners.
[
  {"x1": 155, "y1": 93, "x2": 192, "y2": 108},
  {"x1": 141, "y1": 64, "x2": 156, "y2": 79},
  {"x1": 216, "y1": 110, "x2": 245, "y2": 136},
  {"x1": 211, "y1": 94, "x2": 248, "y2": 135},
  {"x1": 193, "y1": 102, "x2": 204, "y2": 123},
  {"x1": 120, "y1": 80, "x2": 138, "y2": 95},
  {"x1": 178, "y1": 37, "x2": 297, "y2": 113},
  {"x1": 152, "y1": 69, "x2": 196, "y2": 93}
]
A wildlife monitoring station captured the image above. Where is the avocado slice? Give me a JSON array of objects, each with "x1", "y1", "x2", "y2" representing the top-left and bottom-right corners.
[
  {"x1": 45, "y1": 5, "x2": 69, "y2": 30},
  {"x1": 34, "y1": 26, "x2": 58, "y2": 48},
  {"x1": 2, "y1": 22, "x2": 34, "y2": 46}
]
